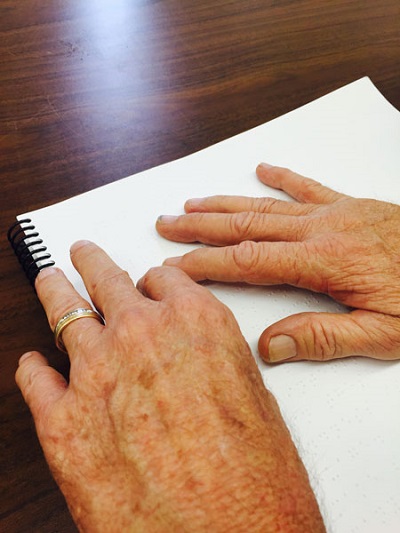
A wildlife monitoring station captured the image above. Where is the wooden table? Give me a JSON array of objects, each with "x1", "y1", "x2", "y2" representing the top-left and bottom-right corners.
[{"x1": 1, "y1": 1, "x2": 399, "y2": 531}]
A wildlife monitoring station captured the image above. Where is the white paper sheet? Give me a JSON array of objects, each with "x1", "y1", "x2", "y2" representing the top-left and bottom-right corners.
[{"x1": 20, "y1": 78, "x2": 400, "y2": 532}]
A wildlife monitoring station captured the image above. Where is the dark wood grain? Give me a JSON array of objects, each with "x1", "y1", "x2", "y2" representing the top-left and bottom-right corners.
[{"x1": 1, "y1": 0, "x2": 399, "y2": 530}]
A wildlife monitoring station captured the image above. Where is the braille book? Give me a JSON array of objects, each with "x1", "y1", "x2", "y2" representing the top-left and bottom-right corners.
[{"x1": 8, "y1": 78, "x2": 400, "y2": 533}]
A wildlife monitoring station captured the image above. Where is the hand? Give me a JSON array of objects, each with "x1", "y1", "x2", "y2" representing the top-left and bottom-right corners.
[
  {"x1": 156, "y1": 163, "x2": 400, "y2": 363},
  {"x1": 15, "y1": 241, "x2": 324, "y2": 532}
]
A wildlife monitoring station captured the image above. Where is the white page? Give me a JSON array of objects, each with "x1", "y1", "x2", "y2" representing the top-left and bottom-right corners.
[{"x1": 19, "y1": 78, "x2": 400, "y2": 533}]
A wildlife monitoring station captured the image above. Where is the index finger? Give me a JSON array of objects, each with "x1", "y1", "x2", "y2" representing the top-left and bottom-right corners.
[{"x1": 163, "y1": 241, "x2": 326, "y2": 293}]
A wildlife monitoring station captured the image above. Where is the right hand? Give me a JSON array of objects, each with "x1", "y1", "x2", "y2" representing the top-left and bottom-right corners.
[{"x1": 16, "y1": 241, "x2": 324, "y2": 532}]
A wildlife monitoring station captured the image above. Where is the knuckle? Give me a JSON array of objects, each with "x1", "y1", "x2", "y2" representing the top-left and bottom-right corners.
[
  {"x1": 25, "y1": 366, "x2": 44, "y2": 394},
  {"x1": 296, "y1": 216, "x2": 314, "y2": 241},
  {"x1": 172, "y1": 297, "x2": 198, "y2": 321},
  {"x1": 231, "y1": 241, "x2": 263, "y2": 281},
  {"x1": 308, "y1": 321, "x2": 340, "y2": 360},
  {"x1": 229, "y1": 212, "x2": 258, "y2": 240},
  {"x1": 299, "y1": 180, "x2": 318, "y2": 202},
  {"x1": 140, "y1": 266, "x2": 163, "y2": 291},
  {"x1": 94, "y1": 268, "x2": 131, "y2": 294},
  {"x1": 167, "y1": 286, "x2": 207, "y2": 318},
  {"x1": 256, "y1": 197, "x2": 281, "y2": 213},
  {"x1": 23, "y1": 366, "x2": 52, "y2": 407},
  {"x1": 192, "y1": 212, "x2": 210, "y2": 241},
  {"x1": 118, "y1": 306, "x2": 143, "y2": 331}
]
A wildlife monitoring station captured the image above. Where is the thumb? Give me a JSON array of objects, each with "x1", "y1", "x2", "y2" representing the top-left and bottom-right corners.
[
  {"x1": 258, "y1": 310, "x2": 400, "y2": 363},
  {"x1": 15, "y1": 351, "x2": 67, "y2": 434}
]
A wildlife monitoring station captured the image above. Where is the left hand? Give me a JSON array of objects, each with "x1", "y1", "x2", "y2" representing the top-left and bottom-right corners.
[{"x1": 156, "y1": 163, "x2": 400, "y2": 363}]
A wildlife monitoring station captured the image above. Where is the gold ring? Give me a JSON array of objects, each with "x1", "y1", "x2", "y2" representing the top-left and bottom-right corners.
[{"x1": 54, "y1": 308, "x2": 104, "y2": 352}]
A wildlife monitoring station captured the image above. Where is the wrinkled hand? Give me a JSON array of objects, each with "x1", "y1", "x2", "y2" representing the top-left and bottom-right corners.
[
  {"x1": 157, "y1": 163, "x2": 400, "y2": 363},
  {"x1": 15, "y1": 241, "x2": 323, "y2": 532}
]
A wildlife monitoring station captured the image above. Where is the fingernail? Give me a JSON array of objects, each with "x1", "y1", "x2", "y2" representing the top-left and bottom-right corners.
[
  {"x1": 19, "y1": 352, "x2": 35, "y2": 365},
  {"x1": 36, "y1": 266, "x2": 59, "y2": 279},
  {"x1": 70, "y1": 240, "x2": 94, "y2": 253},
  {"x1": 258, "y1": 162, "x2": 274, "y2": 170},
  {"x1": 157, "y1": 215, "x2": 178, "y2": 224},
  {"x1": 268, "y1": 335, "x2": 297, "y2": 362},
  {"x1": 185, "y1": 198, "x2": 205, "y2": 208},
  {"x1": 163, "y1": 256, "x2": 181, "y2": 266}
]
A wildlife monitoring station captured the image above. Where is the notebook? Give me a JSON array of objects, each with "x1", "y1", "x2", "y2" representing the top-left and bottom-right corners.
[{"x1": 8, "y1": 78, "x2": 400, "y2": 533}]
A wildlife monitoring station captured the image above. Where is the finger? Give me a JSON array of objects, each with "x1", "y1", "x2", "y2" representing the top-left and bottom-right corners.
[
  {"x1": 157, "y1": 212, "x2": 311, "y2": 245},
  {"x1": 258, "y1": 310, "x2": 400, "y2": 363},
  {"x1": 70, "y1": 241, "x2": 144, "y2": 320},
  {"x1": 15, "y1": 351, "x2": 67, "y2": 434},
  {"x1": 256, "y1": 163, "x2": 346, "y2": 204},
  {"x1": 137, "y1": 265, "x2": 209, "y2": 301},
  {"x1": 163, "y1": 241, "x2": 323, "y2": 290},
  {"x1": 36, "y1": 267, "x2": 104, "y2": 354},
  {"x1": 184, "y1": 195, "x2": 318, "y2": 216}
]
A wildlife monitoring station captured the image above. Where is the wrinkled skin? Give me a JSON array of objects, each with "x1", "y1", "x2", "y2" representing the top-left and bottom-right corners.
[
  {"x1": 157, "y1": 163, "x2": 400, "y2": 363},
  {"x1": 16, "y1": 241, "x2": 324, "y2": 532}
]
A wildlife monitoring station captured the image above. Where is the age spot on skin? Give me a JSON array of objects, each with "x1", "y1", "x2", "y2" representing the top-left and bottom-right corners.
[{"x1": 137, "y1": 367, "x2": 156, "y2": 390}]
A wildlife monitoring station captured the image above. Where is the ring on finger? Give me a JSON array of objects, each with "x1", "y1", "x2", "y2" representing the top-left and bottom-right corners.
[{"x1": 54, "y1": 308, "x2": 104, "y2": 352}]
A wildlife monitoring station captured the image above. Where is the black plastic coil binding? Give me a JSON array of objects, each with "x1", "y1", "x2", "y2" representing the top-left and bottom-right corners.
[{"x1": 7, "y1": 218, "x2": 55, "y2": 285}]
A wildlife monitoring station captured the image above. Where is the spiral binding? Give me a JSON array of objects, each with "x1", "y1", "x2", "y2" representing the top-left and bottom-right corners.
[{"x1": 7, "y1": 218, "x2": 55, "y2": 285}]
